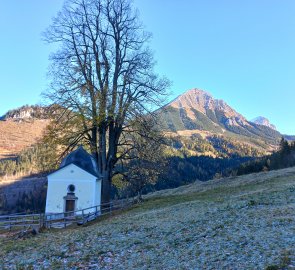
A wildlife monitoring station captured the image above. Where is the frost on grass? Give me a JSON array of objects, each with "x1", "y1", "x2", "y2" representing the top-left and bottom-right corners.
[{"x1": 1, "y1": 167, "x2": 295, "y2": 269}]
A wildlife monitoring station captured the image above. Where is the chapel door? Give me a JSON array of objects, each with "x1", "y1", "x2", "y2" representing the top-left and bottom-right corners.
[{"x1": 65, "y1": 200, "x2": 75, "y2": 216}]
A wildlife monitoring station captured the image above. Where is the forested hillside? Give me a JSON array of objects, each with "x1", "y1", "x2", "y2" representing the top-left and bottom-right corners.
[
  {"x1": 0, "y1": 143, "x2": 58, "y2": 180},
  {"x1": 237, "y1": 138, "x2": 295, "y2": 175}
]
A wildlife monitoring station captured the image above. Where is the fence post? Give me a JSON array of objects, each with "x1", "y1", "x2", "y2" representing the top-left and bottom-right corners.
[
  {"x1": 48, "y1": 215, "x2": 51, "y2": 229},
  {"x1": 82, "y1": 209, "x2": 85, "y2": 224},
  {"x1": 39, "y1": 214, "x2": 42, "y2": 229},
  {"x1": 44, "y1": 214, "x2": 47, "y2": 229}
]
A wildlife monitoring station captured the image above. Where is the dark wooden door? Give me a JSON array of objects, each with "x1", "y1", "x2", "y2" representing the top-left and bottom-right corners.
[{"x1": 65, "y1": 200, "x2": 75, "y2": 215}]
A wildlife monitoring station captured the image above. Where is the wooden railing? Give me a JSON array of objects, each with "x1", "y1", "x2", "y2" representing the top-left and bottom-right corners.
[
  {"x1": 0, "y1": 198, "x2": 134, "y2": 231},
  {"x1": 0, "y1": 213, "x2": 43, "y2": 230}
]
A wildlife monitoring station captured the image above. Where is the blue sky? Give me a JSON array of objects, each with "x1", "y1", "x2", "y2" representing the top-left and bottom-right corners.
[{"x1": 0, "y1": 1, "x2": 294, "y2": 134}]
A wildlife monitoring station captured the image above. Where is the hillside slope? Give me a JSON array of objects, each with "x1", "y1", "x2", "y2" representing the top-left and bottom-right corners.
[
  {"x1": 0, "y1": 119, "x2": 49, "y2": 159},
  {"x1": 1, "y1": 167, "x2": 295, "y2": 269},
  {"x1": 0, "y1": 105, "x2": 50, "y2": 159}
]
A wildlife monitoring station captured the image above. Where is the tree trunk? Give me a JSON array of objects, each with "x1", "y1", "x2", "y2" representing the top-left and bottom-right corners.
[
  {"x1": 137, "y1": 190, "x2": 143, "y2": 203},
  {"x1": 101, "y1": 170, "x2": 112, "y2": 204}
]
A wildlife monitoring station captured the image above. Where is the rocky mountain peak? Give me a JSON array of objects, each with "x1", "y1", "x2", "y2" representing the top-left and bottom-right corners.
[
  {"x1": 251, "y1": 116, "x2": 277, "y2": 130},
  {"x1": 167, "y1": 88, "x2": 248, "y2": 126},
  {"x1": 0, "y1": 105, "x2": 48, "y2": 121},
  {"x1": 169, "y1": 88, "x2": 214, "y2": 113}
]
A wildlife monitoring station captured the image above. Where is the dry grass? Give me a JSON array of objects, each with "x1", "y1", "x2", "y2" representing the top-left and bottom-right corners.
[
  {"x1": 0, "y1": 119, "x2": 49, "y2": 159},
  {"x1": 145, "y1": 166, "x2": 295, "y2": 199},
  {"x1": 1, "y1": 167, "x2": 295, "y2": 269},
  {"x1": 166, "y1": 129, "x2": 214, "y2": 139}
]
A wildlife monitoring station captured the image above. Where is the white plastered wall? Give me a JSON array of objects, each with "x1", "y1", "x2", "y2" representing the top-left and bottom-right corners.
[{"x1": 45, "y1": 164, "x2": 101, "y2": 214}]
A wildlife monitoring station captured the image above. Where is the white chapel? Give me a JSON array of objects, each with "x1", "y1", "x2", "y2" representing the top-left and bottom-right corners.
[{"x1": 45, "y1": 146, "x2": 102, "y2": 214}]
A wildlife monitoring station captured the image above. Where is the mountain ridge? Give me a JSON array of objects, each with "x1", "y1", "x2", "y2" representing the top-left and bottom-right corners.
[
  {"x1": 158, "y1": 88, "x2": 284, "y2": 155},
  {"x1": 0, "y1": 90, "x2": 293, "y2": 160},
  {"x1": 169, "y1": 88, "x2": 248, "y2": 125}
]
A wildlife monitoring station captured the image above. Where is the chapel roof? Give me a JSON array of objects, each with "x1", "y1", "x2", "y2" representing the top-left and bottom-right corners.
[{"x1": 59, "y1": 146, "x2": 99, "y2": 177}]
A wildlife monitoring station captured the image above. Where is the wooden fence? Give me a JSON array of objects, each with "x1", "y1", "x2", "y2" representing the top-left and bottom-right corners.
[{"x1": 0, "y1": 198, "x2": 134, "y2": 231}]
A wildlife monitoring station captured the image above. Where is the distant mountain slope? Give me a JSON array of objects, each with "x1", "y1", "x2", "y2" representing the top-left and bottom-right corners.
[
  {"x1": 157, "y1": 88, "x2": 282, "y2": 154},
  {"x1": 0, "y1": 92, "x2": 290, "y2": 161},
  {"x1": 0, "y1": 120, "x2": 49, "y2": 159},
  {"x1": 251, "y1": 116, "x2": 276, "y2": 130},
  {"x1": 0, "y1": 105, "x2": 49, "y2": 159}
]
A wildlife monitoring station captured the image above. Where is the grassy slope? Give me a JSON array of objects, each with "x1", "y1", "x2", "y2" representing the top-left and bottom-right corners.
[{"x1": 1, "y1": 168, "x2": 295, "y2": 269}]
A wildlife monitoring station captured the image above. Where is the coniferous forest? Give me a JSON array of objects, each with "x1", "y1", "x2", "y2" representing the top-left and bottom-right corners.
[{"x1": 237, "y1": 138, "x2": 295, "y2": 175}]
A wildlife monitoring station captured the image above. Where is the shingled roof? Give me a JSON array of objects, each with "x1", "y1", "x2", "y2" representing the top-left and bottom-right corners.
[{"x1": 59, "y1": 146, "x2": 99, "y2": 177}]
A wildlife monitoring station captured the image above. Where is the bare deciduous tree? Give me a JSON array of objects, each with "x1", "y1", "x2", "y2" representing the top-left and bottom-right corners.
[
  {"x1": 43, "y1": 0, "x2": 169, "y2": 203},
  {"x1": 122, "y1": 118, "x2": 168, "y2": 201}
]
